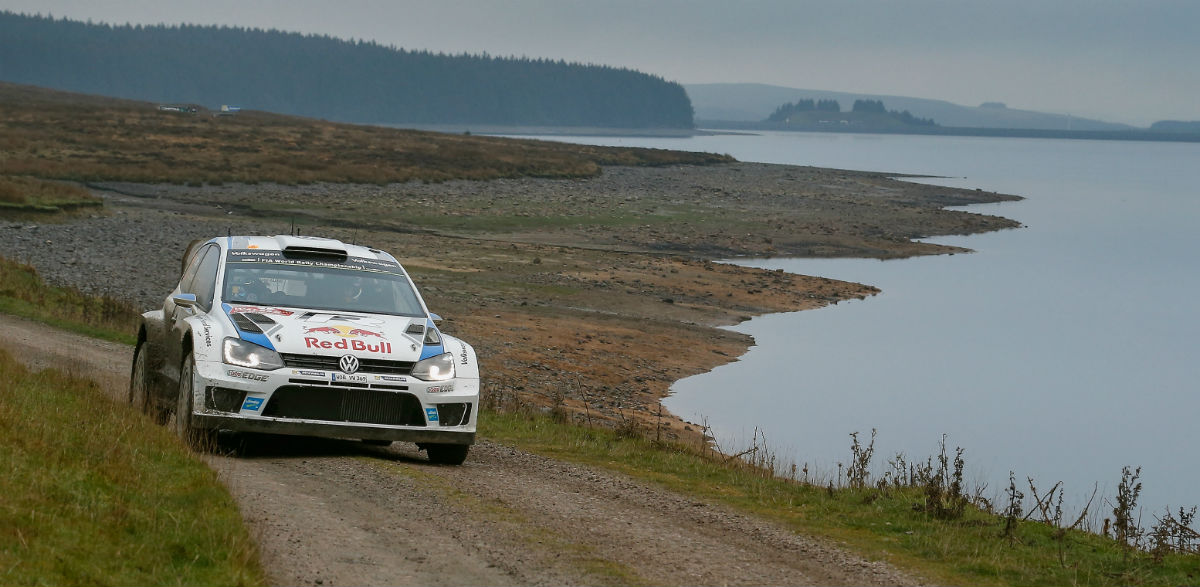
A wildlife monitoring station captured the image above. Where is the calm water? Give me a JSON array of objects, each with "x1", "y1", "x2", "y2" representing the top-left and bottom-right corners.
[{"x1": 509, "y1": 131, "x2": 1200, "y2": 516}]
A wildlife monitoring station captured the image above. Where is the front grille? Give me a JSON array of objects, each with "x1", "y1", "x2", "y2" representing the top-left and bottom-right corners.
[
  {"x1": 281, "y1": 353, "x2": 415, "y2": 375},
  {"x1": 286, "y1": 378, "x2": 410, "y2": 391},
  {"x1": 262, "y1": 385, "x2": 425, "y2": 426}
]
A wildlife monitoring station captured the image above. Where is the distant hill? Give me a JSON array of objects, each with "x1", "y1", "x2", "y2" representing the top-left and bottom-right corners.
[
  {"x1": 0, "y1": 11, "x2": 694, "y2": 129},
  {"x1": 1150, "y1": 120, "x2": 1200, "y2": 133},
  {"x1": 685, "y1": 83, "x2": 1134, "y2": 131}
]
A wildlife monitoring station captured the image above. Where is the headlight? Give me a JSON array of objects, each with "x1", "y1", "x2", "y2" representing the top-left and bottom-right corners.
[
  {"x1": 222, "y1": 337, "x2": 285, "y2": 370},
  {"x1": 412, "y1": 352, "x2": 455, "y2": 381}
]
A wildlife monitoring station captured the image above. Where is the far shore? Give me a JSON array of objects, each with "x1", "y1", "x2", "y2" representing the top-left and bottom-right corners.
[
  {"x1": 376, "y1": 120, "x2": 1200, "y2": 143},
  {"x1": 370, "y1": 122, "x2": 752, "y2": 138}
]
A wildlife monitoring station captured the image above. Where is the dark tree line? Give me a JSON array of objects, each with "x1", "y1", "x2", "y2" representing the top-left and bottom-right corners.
[
  {"x1": 0, "y1": 12, "x2": 694, "y2": 128},
  {"x1": 1150, "y1": 120, "x2": 1200, "y2": 133},
  {"x1": 766, "y1": 98, "x2": 841, "y2": 121},
  {"x1": 851, "y1": 99, "x2": 886, "y2": 113},
  {"x1": 852, "y1": 99, "x2": 935, "y2": 125}
]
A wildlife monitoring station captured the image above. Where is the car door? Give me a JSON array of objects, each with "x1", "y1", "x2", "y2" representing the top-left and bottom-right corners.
[{"x1": 167, "y1": 243, "x2": 222, "y2": 384}]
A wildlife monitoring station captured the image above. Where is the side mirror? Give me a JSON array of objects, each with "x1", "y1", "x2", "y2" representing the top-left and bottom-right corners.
[
  {"x1": 429, "y1": 313, "x2": 443, "y2": 322},
  {"x1": 172, "y1": 293, "x2": 198, "y2": 308}
]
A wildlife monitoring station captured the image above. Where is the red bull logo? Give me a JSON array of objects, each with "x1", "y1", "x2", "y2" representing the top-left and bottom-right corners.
[
  {"x1": 303, "y1": 324, "x2": 391, "y2": 353},
  {"x1": 305, "y1": 337, "x2": 393, "y2": 353}
]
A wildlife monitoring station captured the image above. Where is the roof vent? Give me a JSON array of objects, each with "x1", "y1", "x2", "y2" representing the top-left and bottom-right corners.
[{"x1": 274, "y1": 235, "x2": 348, "y2": 261}]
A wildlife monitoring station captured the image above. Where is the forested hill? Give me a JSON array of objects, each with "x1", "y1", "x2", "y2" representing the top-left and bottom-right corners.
[{"x1": 0, "y1": 12, "x2": 694, "y2": 128}]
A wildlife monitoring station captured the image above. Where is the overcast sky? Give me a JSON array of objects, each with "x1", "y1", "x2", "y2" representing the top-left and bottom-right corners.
[{"x1": 3, "y1": 0, "x2": 1196, "y2": 126}]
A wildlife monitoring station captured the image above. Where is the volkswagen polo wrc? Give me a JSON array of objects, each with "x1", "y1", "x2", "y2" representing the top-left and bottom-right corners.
[{"x1": 129, "y1": 235, "x2": 479, "y2": 464}]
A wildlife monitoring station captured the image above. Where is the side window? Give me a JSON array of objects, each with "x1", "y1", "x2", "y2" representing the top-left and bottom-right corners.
[
  {"x1": 191, "y1": 246, "x2": 222, "y2": 311},
  {"x1": 178, "y1": 244, "x2": 209, "y2": 295}
]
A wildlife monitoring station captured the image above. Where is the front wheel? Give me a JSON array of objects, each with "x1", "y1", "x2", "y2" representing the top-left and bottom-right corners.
[
  {"x1": 130, "y1": 343, "x2": 169, "y2": 425},
  {"x1": 129, "y1": 343, "x2": 150, "y2": 413},
  {"x1": 174, "y1": 354, "x2": 214, "y2": 450},
  {"x1": 424, "y1": 443, "x2": 470, "y2": 465}
]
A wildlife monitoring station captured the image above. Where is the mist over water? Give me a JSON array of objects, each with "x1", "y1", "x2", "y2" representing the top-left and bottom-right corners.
[{"x1": 510, "y1": 131, "x2": 1200, "y2": 516}]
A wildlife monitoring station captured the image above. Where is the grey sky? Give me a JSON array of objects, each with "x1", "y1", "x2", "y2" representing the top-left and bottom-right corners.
[{"x1": 3, "y1": 0, "x2": 1196, "y2": 126}]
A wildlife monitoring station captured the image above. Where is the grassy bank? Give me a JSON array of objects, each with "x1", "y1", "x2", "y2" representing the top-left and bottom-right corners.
[
  {"x1": 479, "y1": 406, "x2": 1200, "y2": 586},
  {"x1": 0, "y1": 350, "x2": 265, "y2": 585},
  {"x1": 0, "y1": 256, "x2": 139, "y2": 344},
  {"x1": 0, "y1": 174, "x2": 102, "y2": 215}
]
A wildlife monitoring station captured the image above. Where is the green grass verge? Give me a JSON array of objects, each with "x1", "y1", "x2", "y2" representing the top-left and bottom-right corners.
[
  {"x1": 0, "y1": 256, "x2": 139, "y2": 345},
  {"x1": 0, "y1": 175, "x2": 101, "y2": 212},
  {"x1": 479, "y1": 409, "x2": 1200, "y2": 586},
  {"x1": 0, "y1": 350, "x2": 266, "y2": 586}
]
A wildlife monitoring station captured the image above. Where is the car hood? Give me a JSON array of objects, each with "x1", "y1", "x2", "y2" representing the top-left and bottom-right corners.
[{"x1": 221, "y1": 304, "x2": 439, "y2": 361}]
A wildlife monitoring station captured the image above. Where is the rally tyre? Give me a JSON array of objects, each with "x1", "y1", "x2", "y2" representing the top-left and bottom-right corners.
[
  {"x1": 425, "y1": 443, "x2": 470, "y2": 465},
  {"x1": 130, "y1": 343, "x2": 170, "y2": 425},
  {"x1": 129, "y1": 343, "x2": 149, "y2": 413},
  {"x1": 175, "y1": 354, "x2": 215, "y2": 450}
]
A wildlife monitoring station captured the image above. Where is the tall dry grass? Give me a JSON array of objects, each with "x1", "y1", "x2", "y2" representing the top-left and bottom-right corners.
[{"x1": 0, "y1": 82, "x2": 732, "y2": 186}]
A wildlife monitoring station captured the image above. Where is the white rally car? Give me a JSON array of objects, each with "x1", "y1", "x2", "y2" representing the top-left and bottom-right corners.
[{"x1": 129, "y1": 234, "x2": 479, "y2": 464}]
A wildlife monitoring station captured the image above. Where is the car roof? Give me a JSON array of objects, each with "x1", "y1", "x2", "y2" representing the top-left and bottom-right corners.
[{"x1": 211, "y1": 235, "x2": 399, "y2": 263}]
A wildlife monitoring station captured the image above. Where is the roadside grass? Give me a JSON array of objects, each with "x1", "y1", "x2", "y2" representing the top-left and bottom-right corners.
[
  {"x1": 479, "y1": 407, "x2": 1200, "y2": 586},
  {"x1": 0, "y1": 174, "x2": 102, "y2": 216},
  {"x1": 0, "y1": 256, "x2": 139, "y2": 345},
  {"x1": 0, "y1": 350, "x2": 265, "y2": 586}
]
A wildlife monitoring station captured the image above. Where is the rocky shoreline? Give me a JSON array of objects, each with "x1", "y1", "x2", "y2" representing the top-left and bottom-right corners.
[{"x1": 0, "y1": 161, "x2": 1020, "y2": 439}]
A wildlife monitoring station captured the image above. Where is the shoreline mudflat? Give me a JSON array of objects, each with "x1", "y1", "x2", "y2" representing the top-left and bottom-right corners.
[{"x1": 0, "y1": 161, "x2": 1020, "y2": 439}]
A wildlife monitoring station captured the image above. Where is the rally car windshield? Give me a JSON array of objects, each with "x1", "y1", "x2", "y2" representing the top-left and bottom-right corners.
[{"x1": 222, "y1": 262, "x2": 426, "y2": 317}]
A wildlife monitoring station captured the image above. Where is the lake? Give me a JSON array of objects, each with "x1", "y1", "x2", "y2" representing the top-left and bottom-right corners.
[{"x1": 507, "y1": 130, "x2": 1200, "y2": 519}]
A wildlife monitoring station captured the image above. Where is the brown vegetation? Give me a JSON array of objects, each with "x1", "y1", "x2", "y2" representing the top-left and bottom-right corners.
[{"x1": 0, "y1": 82, "x2": 730, "y2": 186}]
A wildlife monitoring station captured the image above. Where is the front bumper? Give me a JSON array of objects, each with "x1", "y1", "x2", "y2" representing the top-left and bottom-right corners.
[
  {"x1": 193, "y1": 358, "x2": 479, "y2": 444},
  {"x1": 193, "y1": 412, "x2": 475, "y2": 444}
]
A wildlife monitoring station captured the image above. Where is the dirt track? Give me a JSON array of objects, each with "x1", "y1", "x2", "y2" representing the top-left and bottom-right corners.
[{"x1": 0, "y1": 312, "x2": 921, "y2": 586}]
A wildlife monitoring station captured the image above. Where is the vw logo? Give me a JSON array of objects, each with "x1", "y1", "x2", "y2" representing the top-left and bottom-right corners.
[{"x1": 339, "y1": 354, "x2": 360, "y2": 374}]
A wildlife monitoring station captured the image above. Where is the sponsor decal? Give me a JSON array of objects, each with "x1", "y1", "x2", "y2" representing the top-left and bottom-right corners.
[
  {"x1": 459, "y1": 341, "x2": 469, "y2": 365},
  {"x1": 226, "y1": 250, "x2": 402, "y2": 273},
  {"x1": 302, "y1": 322, "x2": 392, "y2": 353},
  {"x1": 227, "y1": 369, "x2": 269, "y2": 382},
  {"x1": 304, "y1": 337, "x2": 393, "y2": 354},
  {"x1": 241, "y1": 396, "x2": 264, "y2": 411},
  {"x1": 229, "y1": 306, "x2": 294, "y2": 316},
  {"x1": 425, "y1": 407, "x2": 439, "y2": 422},
  {"x1": 374, "y1": 375, "x2": 408, "y2": 382},
  {"x1": 200, "y1": 319, "x2": 213, "y2": 348},
  {"x1": 426, "y1": 384, "x2": 454, "y2": 394},
  {"x1": 303, "y1": 324, "x2": 386, "y2": 339},
  {"x1": 291, "y1": 369, "x2": 327, "y2": 377}
]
